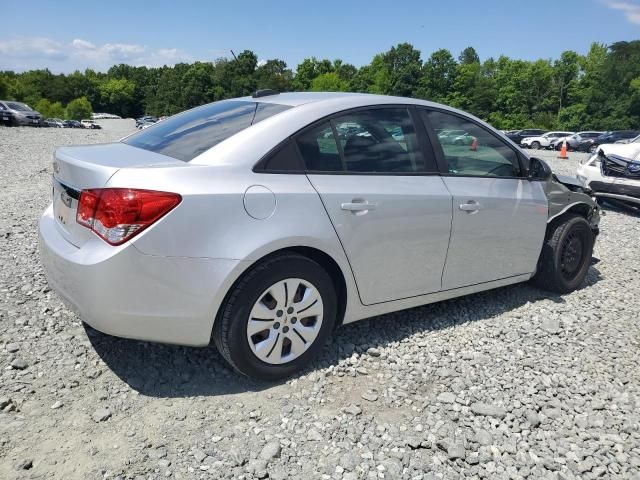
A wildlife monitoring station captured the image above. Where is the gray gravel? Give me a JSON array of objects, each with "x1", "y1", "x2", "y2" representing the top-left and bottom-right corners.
[{"x1": 1, "y1": 122, "x2": 639, "y2": 479}]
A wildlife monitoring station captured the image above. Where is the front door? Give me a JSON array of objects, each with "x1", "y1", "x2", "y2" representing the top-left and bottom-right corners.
[{"x1": 424, "y1": 109, "x2": 548, "y2": 290}]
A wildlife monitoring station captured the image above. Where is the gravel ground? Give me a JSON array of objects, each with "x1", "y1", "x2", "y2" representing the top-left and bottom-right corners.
[{"x1": 1, "y1": 122, "x2": 639, "y2": 480}]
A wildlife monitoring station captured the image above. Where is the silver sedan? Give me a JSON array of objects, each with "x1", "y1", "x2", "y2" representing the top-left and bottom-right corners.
[{"x1": 39, "y1": 92, "x2": 600, "y2": 379}]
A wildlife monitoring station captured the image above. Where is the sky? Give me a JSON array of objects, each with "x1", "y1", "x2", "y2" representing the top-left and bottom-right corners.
[{"x1": 1, "y1": 0, "x2": 640, "y2": 73}]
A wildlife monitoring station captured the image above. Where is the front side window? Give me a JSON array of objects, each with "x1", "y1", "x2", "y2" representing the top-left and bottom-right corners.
[
  {"x1": 425, "y1": 110, "x2": 521, "y2": 178},
  {"x1": 124, "y1": 100, "x2": 291, "y2": 162},
  {"x1": 296, "y1": 108, "x2": 426, "y2": 173}
]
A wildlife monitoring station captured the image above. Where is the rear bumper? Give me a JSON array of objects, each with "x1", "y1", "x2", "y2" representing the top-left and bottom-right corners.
[{"x1": 39, "y1": 205, "x2": 245, "y2": 346}]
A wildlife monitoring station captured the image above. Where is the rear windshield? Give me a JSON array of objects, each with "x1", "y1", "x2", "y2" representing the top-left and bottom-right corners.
[{"x1": 124, "y1": 100, "x2": 291, "y2": 161}]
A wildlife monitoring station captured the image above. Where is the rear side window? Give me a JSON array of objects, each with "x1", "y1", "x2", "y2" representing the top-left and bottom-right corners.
[
  {"x1": 296, "y1": 108, "x2": 427, "y2": 173},
  {"x1": 124, "y1": 100, "x2": 291, "y2": 161},
  {"x1": 260, "y1": 140, "x2": 304, "y2": 172},
  {"x1": 426, "y1": 110, "x2": 521, "y2": 178}
]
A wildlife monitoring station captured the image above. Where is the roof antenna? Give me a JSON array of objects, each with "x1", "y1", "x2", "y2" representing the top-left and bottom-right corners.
[{"x1": 230, "y1": 49, "x2": 238, "y2": 61}]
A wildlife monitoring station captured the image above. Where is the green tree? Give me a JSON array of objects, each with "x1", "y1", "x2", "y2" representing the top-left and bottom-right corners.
[
  {"x1": 99, "y1": 78, "x2": 136, "y2": 117},
  {"x1": 0, "y1": 76, "x2": 8, "y2": 99},
  {"x1": 459, "y1": 47, "x2": 480, "y2": 65},
  {"x1": 254, "y1": 59, "x2": 293, "y2": 91},
  {"x1": 420, "y1": 49, "x2": 458, "y2": 102},
  {"x1": 34, "y1": 99, "x2": 65, "y2": 118},
  {"x1": 310, "y1": 72, "x2": 348, "y2": 91},
  {"x1": 65, "y1": 96, "x2": 93, "y2": 120},
  {"x1": 380, "y1": 43, "x2": 423, "y2": 97}
]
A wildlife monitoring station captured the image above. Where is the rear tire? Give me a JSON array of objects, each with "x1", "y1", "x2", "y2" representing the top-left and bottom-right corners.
[
  {"x1": 533, "y1": 215, "x2": 594, "y2": 293},
  {"x1": 213, "y1": 253, "x2": 337, "y2": 380}
]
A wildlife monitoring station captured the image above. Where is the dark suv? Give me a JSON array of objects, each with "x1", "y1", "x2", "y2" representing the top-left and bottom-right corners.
[
  {"x1": 577, "y1": 130, "x2": 640, "y2": 152},
  {"x1": 506, "y1": 129, "x2": 546, "y2": 144}
]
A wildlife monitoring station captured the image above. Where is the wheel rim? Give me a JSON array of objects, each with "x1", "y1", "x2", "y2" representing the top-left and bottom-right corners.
[
  {"x1": 246, "y1": 278, "x2": 324, "y2": 365},
  {"x1": 560, "y1": 231, "x2": 585, "y2": 280}
]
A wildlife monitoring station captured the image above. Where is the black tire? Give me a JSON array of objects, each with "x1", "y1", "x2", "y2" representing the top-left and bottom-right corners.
[
  {"x1": 531, "y1": 141, "x2": 541, "y2": 150},
  {"x1": 213, "y1": 253, "x2": 337, "y2": 380},
  {"x1": 533, "y1": 215, "x2": 594, "y2": 293}
]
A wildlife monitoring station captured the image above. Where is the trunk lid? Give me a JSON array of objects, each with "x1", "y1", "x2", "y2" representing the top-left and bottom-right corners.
[{"x1": 52, "y1": 142, "x2": 183, "y2": 247}]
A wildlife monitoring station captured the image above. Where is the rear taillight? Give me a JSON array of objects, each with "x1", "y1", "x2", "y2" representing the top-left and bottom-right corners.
[{"x1": 76, "y1": 188, "x2": 181, "y2": 245}]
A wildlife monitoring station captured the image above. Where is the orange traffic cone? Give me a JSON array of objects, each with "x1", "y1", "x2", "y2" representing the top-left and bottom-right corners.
[
  {"x1": 558, "y1": 139, "x2": 568, "y2": 159},
  {"x1": 470, "y1": 138, "x2": 478, "y2": 151}
]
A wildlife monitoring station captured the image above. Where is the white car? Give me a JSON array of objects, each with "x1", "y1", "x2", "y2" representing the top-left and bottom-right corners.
[
  {"x1": 521, "y1": 131, "x2": 574, "y2": 150},
  {"x1": 81, "y1": 119, "x2": 101, "y2": 129},
  {"x1": 577, "y1": 136, "x2": 640, "y2": 211}
]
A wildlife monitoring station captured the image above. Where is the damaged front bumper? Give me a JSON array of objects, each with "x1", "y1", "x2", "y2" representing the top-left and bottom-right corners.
[{"x1": 593, "y1": 153, "x2": 640, "y2": 205}]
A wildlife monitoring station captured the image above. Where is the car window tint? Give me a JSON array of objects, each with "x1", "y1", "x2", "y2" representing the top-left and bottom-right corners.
[
  {"x1": 295, "y1": 122, "x2": 344, "y2": 171},
  {"x1": 253, "y1": 103, "x2": 291, "y2": 124},
  {"x1": 426, "y1": 110, "x2": 521, "y2": 178},
  {"x1": 124, "y1": 100, "x2": 291, "y2": 162},
  {"x1": 261, "y1": 140, "x2": 303, "y2": 172},
  {"x1": 332, "y1": 108, "x2": 424, "y2": 173}
]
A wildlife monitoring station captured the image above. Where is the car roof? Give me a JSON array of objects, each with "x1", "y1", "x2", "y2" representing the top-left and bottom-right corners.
[
  {"x1": 192, "y1": 92, "x2": 517, "y2": 167},
  {"x1": 237, "y1": 91, "x2": 450, "y2": 109}
]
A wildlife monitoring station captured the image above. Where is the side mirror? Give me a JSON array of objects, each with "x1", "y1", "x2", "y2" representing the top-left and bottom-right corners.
[{"x1": 528, "y1": 157, "x2": 552, "y2": 181}]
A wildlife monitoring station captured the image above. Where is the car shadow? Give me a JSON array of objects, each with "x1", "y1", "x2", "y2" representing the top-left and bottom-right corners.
[{"x1": 89, "y1": 265, "x2": 602, "y2": 398}]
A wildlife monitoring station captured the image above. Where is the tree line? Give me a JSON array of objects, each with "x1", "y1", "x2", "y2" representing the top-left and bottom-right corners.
[{"x1": 1, "y1": 41, "x2": 639, "y2": 130}]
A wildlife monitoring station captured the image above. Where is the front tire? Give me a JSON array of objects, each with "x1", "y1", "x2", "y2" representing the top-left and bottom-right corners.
[
  {"x1": 531, "y1": 141, "x2": 541, "y2": 150},
  {"x1": 533, "y1": 215, "x2": 594, "y2": 293},
  {"x1": 213, "y1": 253, "x2": 337, "y2": 380}
]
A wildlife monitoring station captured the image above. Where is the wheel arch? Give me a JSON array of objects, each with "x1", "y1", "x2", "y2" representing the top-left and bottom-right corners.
[
  {"x1": 211, "y1": 245, "x2": 351, "y2": 339},
  {"x1": 547, "y1": 201, "x2": 593, "y2": 225}
]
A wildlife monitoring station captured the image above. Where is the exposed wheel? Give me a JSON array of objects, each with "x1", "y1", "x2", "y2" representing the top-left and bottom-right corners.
[
  {"x1": 589, "y1": 144, "x2": 598, "y2": 153},
  {"x1": 531, "y1": 141, "x2": 541, "y2": 150},
  {"x1": 213, "y1": 253, "x2": 337, "y2": 380},
  {"x1": 533, "y1": 215, "x2": 594, "y2": 293}
]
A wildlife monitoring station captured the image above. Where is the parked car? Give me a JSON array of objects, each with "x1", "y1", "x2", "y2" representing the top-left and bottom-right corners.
[
  {"x1": 577, "y1": 130, "x2": 640, "y2": 153},
  {"x1": 136, "y1": 115, "x2": 158, "y2": 128},
  {"x1": 44, "y1": 118, "x2": 64, "y2": 128},
  {"x1": 551, "y1": 131, "x2": 604, "y2": 151},
  {"x1": 81, "y1": 119, "x2": 101, "y2": 129},
  {"x1": 614, "y1": 134, "x2": 640, "y2": 144},
  {"x1": 0, "y1": 100, "x2": 43, "y2": 126},
  {"x1": 64, "y1": 120, "x2": 84, "y2": 129},
  {"x1": 505, "y1": 129, "x2": 546, "y2": 144},
  {"x1": 437, "y1": 129, "x2": 467, "y2": 144},
  {"x1": 39, "y1": 92, "x2": 600, "y2": 379},
  {"x1": 92, "y1": 113, "x2": 122, "y2": 119},
  {"x1": 520, "y1": 131, "x2": 574, "y2": 150},
  {"x1": 576, "y1": 136, "x2": 640, "y2": 212},
  {"x1": 0, "y1": 102, "x2": 14, "y2": 126}
]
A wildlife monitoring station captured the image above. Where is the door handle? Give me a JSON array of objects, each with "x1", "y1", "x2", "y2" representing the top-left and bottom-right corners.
[
  {"x1": 341, "y1": 200, "x2": 378, "y2": 212},
  {"x1": 459, "y1": 200, "x2": 483, "y2": 213}
]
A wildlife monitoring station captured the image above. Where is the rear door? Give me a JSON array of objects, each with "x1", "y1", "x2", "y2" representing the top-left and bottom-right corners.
[
  {"x1": 297, "y1": 107, "x2": 453, "y2": 305},
  {"x1": 422, "y1": 109, "x2": 548, "y2": 290}
]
